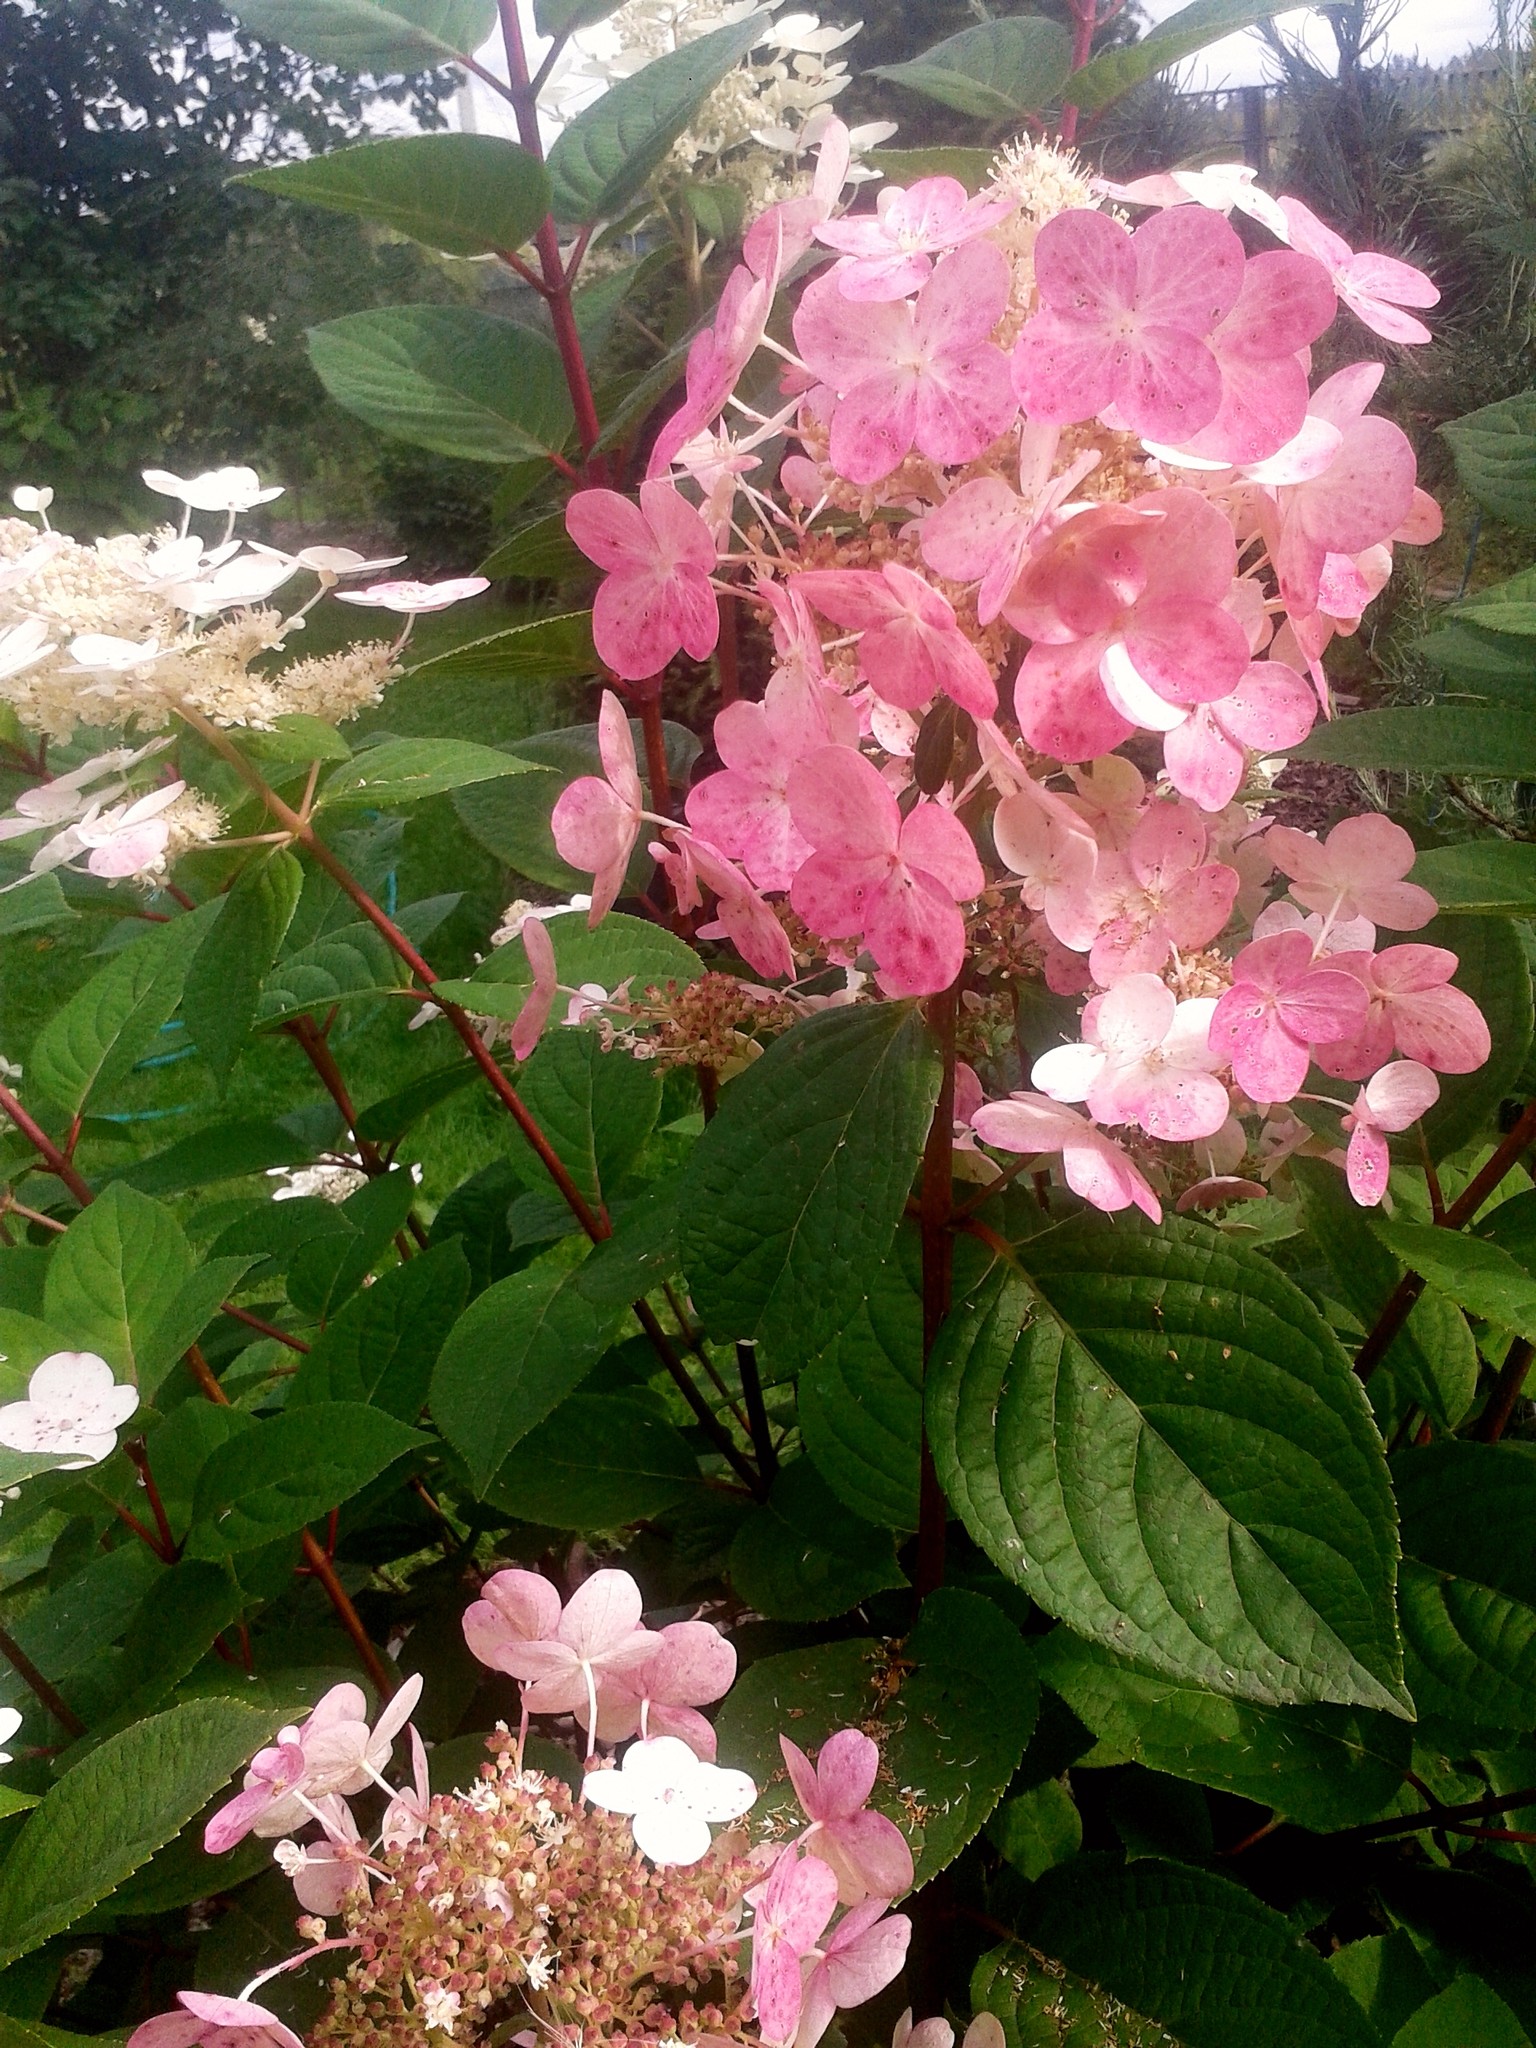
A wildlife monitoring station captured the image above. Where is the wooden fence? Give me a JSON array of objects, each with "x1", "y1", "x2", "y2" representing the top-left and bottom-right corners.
[{"x1": 1176, "y1": 49, "x2": 1518, "y2": 173}]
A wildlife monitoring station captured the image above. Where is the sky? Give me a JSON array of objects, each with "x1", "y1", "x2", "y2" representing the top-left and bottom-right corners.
[{"x1": 1145, "y1": 0, "x2": 1501, "y2": 87}]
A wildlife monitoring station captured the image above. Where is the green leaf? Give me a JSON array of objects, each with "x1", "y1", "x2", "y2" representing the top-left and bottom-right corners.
[
  {"x1": 1443, "y1": 390, "x2": 1536, "y2": 528},
  {"x1": 798, "y1": 1226, "x2": 923, "y2": 1530},
  {"x1": 1331, "y1": 1933, "x2": 1442, "y2": 2041},
  {"x1": 486, "y1": 1390, "x2": 699, "y2": 1525},
  {"x1": 239, "y1": 713, "x2": 353, "y2": 765},
  {"x1": 928, "y1": 1219, "x2": 1408, "y2": 1714},
  {"x1": 535, "y1": 0, "x2": 623, "y2": 32},
  {"x1": 355, "y1": 1061, "x2": 478, "y2": 1145},
  {"x1": 1410, "y1": 842, "x2": 1536, "y2": 917},
  {"x1": 225, "y1": 0, "x2": 496, "y2": 70},
  {"x1": 1068, "y1": 0, "x2": 1297, "y2": 113},
  {"x1": 1393, "y1": 1978, "x2": 1530, "y2": 2047},
  {"x1": 102, "y1": 1562, "x2": 250, "y2": 1730},
  {"x1": 1037, "y1": 1630, "x2": 1410, "y2": 1831},
  {"x1": 182, "y1": 851, "x2": 303, "y2": 1085},
  {"x1": 1295, "y1": 703, "x2": 1536, "y2": 777},
  {"x1": 449, "y1": 719, "x2": 694, "y2": 890},
  {"x1": 0, "y1": 1698, "x2": 285, "y2": 1967},
  {"x1": 574, "y1": 1178, "x2": 683, "y2": 1304},
  {"x1": 44, "y1": 1185, "x2": 192, "y2": 1381},
  {"x1": 728, "y1": 1459, "x2": 907, "y2": 1620},
  {"x1": 286, "y1": 1169, "x2": 423, "y2": 1319},
  {"x1": 255, "y1": 920, "x2": 408, "y2": 1026},
  {"x1": 479, "y1": 512, "x2": 589, "y2": 583},
  {"x1": 28, "y1": 902, "x2": 218, "y2": 1114},
  {"x1": 1420, "y1": 621, "x2": 1536, "y2": 696},
  {"x1": 988, "y1": 1781, "x2": 1083, "y2": 1882},
  {"x1": 1458, "y1": 565, "x2": 1536, "y2": 635},
  {"x1": 1395, "y1": 1441, "x2": 1536, "y2": 1730},
  {"x1": 864, "y1": 147, "x2": 999, "y2": 193},
  {"x1": 139, "y1": 1256, "x2": 261, "y2": 1398},
  {"x1": 679, "y1": 1004, "x2": 941, "y2": 1362},
  {"x1": 972, "y1": 1940, "x2": 1171, "y2": 2048},
  {"x1": 321, "y1": 738, "x2": 539, "y2": 810},
  {"x1": 1021, "y1": 1857, "x2": 1381, "y2": 2048},
  {"x1": 111, "y1": 1115, "x2": 326, "y2": 1196},
  {"x1": 1372, "y1": 1220, "x2": 1536, "y2": 1340},
  {"x1": 715, "y1": 1588, "x2": 1037, "y2": 1885},
  {"x1": 513, "y1": 1030, "x2": 661, "y2": 1209},
  {"x1": 290, "y1": 1240, "x2": 470, "y2": 1419},
  {"x1": 1419, "y1": 915, "x2": 1532, "y2": 1161},
  {"x1": 307, "y1": 306, "x2": 574, "y2": 462},
  {"x1": 402, "y1": 611, "x2": 596, "y2": 687},
  {"x1": 1292, "y1": 1157, "x2": 1478, "y2": 1429},
  {"x1": 0, "y1": 874, "x2": 74, "y2": 940},
  {"x1": 239, "y1": 135, "x2": 551, "y2": 257},
  {"x1": 185, "y1": 1403, "x2": 425, "y2": 1556},
  {"x1": 547, "y1": 16, "x2": 764, "y2": 223},
  {"x1": 431, "y1": 1252, "x2": 625, "y2": 1495},
  {"x1": 871, "y1": 17, "x2": 1073, "y2": 119}
]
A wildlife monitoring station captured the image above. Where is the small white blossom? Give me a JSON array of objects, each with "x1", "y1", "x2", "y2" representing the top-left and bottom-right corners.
[
  {"x1": 582, "y1": 1735, "x2": 756, "y2": 1866},
  {"x1": 0, "y1": 1351, "x2": 139, "y2": 1468},
  {"x1": 524, "y1": 1944, "x2": 558, "y2": 1990},
  {"x1": 419, "y1": 1984, "x2": 462, "y2": 2035},
  {"x1": 141, "y1": 465, "x2": 285, "y2": 514},
  {"x1": 0, "y1": 1705, "x2": 21, "y2": 1764},
  {"x1": 11, "y1": 486, "x2": 53, "y2": 517}
]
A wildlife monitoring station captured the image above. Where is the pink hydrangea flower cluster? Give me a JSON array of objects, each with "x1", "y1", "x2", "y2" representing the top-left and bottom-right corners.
[
  {"x1": 547, "y1": 128, "x2": 1481, "y2": 1215},
  {"x1": 171, "y1": 1568, "x2": 913, "y2": 2048}
]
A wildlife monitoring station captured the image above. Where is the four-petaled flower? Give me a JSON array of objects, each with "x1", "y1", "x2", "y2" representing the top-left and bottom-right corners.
[
  {"x1": 582, "y1": 1733, "x2": 756, "y2": 1865},
  {"x1": 1208, "y1": 929, "x2": 1370, "y2": 1101},
  {"x1": 1010, "y1": 207, "x2": 1245, "y2": 442},
  {"x1": 795, "y1": 1898, "x2": 912, "y2": 2048},
  {"x1": 970, "y1": 1093, "x2": 1162, "y2": 1220},
  {"x1": 788, "y1": 746, "x2": 985, "y2": 997},
  {"x1": 1031, "y1": 973, "x2": 1229, "y2": 1141},
  {"x1": 814, "y1": 174, "x2": 1012, "y2": 300},
  {"x1": 566, "y1": 481, "x2": 719, "y2": 681},
  {"x1": 550, "y1": 691, "x2": 646, "y2": 924},
  {"x1": 793, "y1": 241, "x2": 1017, "y2": 485},
  {"x1": 0, "y1": 1352, "x2": 139, "y2": 1468},
  {"x1": 331, "y1": 576, "x2": 487, "y2": 614},
  {"x1": 204, "y1": 1673, "x2": 424, "y2": 1854},
  {"x1": 577, "y1": 1618, "x2": 738, "y2": 1759},
  {"x1": 1264, "y1": 813, "x2": 1435, "y2": 931},
  {"x1": 1342, "y1": 1061, "x2": 1440, "y2": 1206},
  {"x1": 1277, "y1": 197, "x2": 1439, "y2": 344},
  {"x1": 792, "y1": 563, "x2": 996, "y2": 719},
  {"x1": 781, "y1": 1728, "x2": 914, "y2": 1904},
  {"x1": 750, "y1": 1849, "x2": 841, "y2": 2047}
]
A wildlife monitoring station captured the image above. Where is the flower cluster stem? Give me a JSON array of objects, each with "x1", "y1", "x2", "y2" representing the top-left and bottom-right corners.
[{"x1": 495, "y1": 0, "x2": 603, "y2": 458}]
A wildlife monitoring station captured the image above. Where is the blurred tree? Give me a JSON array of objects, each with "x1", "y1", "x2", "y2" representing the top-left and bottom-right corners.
[{"x1": 0, "y1": 0, "x2": 457, "y2": 529}]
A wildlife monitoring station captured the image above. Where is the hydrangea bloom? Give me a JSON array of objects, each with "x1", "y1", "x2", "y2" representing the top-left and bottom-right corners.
[
  {"x1": 566, "y1": 482, "x2": 720, "y2": 679},
  {"x1": 1342, "y1": 1061, "x2": 1441, "y2": 1204},
  {"x1": 0, "y1": 1351, "x2": 139, "y2": 1468},
  {"x1": 793, "y1": 241, "x2": 1017, "y2": 483},
  {"x1": 582, "y1": 1733, "x2": 756, "y2": 1864}
]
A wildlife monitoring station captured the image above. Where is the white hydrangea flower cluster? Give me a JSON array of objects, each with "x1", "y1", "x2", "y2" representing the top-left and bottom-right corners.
[
  {"x1": 0, "y1": 468, "x2": 407, "y2": 744},
  {"x1": 542, "y1": 1, "x2": 894, "y2": 211}
]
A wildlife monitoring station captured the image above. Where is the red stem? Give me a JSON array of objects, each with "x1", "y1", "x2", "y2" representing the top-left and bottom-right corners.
[
  {"x1": 0, "y1": 1623, "x2": 85, "y2": 1739},
  {"x1": 496, "y1": 0, "x2": 603, "y2": 456},
  {"x1": 638, "y1": 683, "x2": 673, "y2": 817},
  {"x1": 1057, "y1": 0, "x2": 1100, "y2": 144},
  {"x1": 0, "y1": 1083, "x2": 92, "y2": 1205},
  {"x1": 1476, "y1": 1336, "x2": 1534, "y2": 1443}
]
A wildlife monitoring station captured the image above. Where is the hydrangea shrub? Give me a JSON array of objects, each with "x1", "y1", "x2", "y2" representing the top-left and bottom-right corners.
[{"x1": 2, "y1": 2, "x2": 1536, "y2": 2044}]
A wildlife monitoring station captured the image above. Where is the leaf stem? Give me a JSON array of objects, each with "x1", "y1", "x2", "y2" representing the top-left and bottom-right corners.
[
  {"x1": 736, "y1": 1342, "x2": 778, "y2": 1484},
  {"x1": 1058, "y1": 0, "x2": 1101, "y2": 142},
  {"x1": 0, "y1": 1082, "x2": 91, "y2": 1205},
  {"x1": 1476, "y1": 1335, "x2": 1534, "y2": 1443}
]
